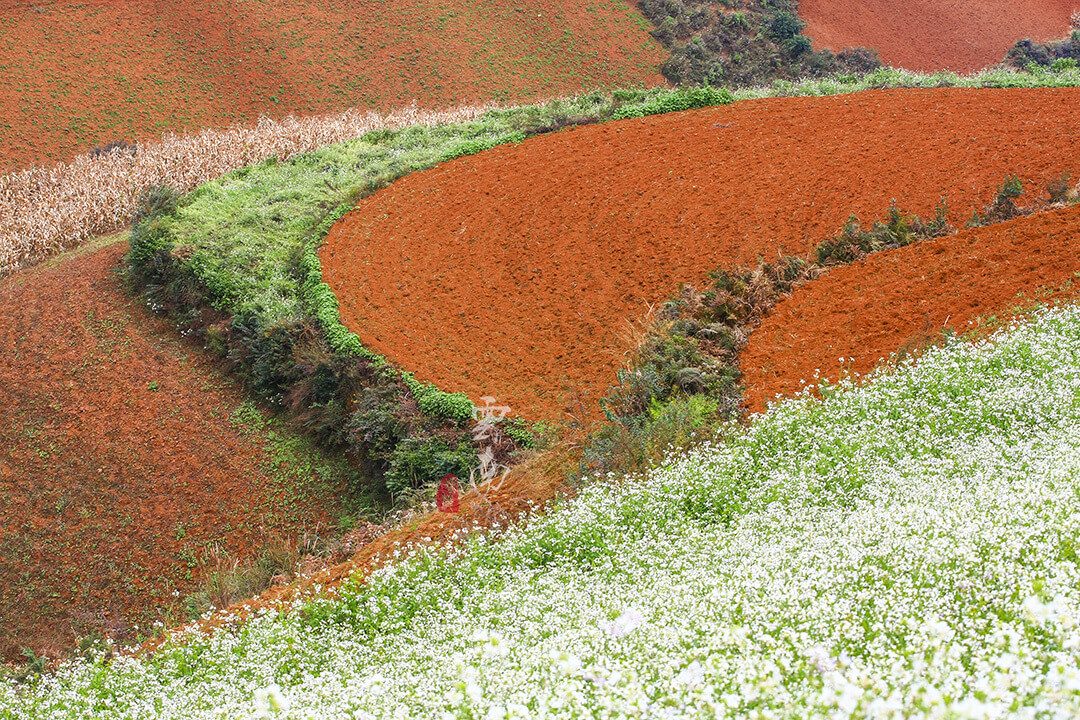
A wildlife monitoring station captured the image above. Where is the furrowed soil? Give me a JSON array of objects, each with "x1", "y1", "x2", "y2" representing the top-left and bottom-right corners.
[
  {"x1": 0, "y1": 238, "x2": 347, "y2": 660},
  {"x1": 800, "y1": 0, "x2": 1079, "y2": 73},
  {"x1": 322, "y1": 87, "x2": 1080, "y2": 424},
  {"x1": 741, "y1": 204, "x2": 1080, "y2": 414},
  {"x1": 0, "y1": 0, "x2": 663, "y2": 173}
]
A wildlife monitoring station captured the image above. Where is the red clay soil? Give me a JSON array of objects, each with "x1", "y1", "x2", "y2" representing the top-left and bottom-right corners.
[
  {"x1": 741, "y1": 203, "x2": 1080, "y2": 413},
  {"x1": 321, "y1": 87, "x2": 1080, "y2": 424},
  {"x1": 800, "y1": 0, "x2": 1079, "y2": 73},
  {"x1": 0, "y1": 239, "x2": 343, "y2": 661},
  {"x1": 0, "y1": 0, "x2": 662, "y2": 173},
  {"x1": 164, "y1": 446, "x2": 575, "y2": 647}
]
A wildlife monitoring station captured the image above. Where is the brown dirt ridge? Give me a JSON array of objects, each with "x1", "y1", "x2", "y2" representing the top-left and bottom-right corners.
[
  {"x1": 0, "y1": 239, "x2": 342, "y2": 660},
  {"x1": 741, "y1": 203, "x2": 1080, "y2": 413},
  {"x1": 321, "y1": 87, "x2": 1080, "y2": 424},
  {"x1": 0, "y1": 0, "x2": 663, "y2": 172},
  {"x1": 799, "y1": 0, "x2": 1079, "y2": 73}
]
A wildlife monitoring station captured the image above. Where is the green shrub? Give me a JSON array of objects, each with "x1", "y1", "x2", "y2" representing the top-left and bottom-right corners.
[
  {"x1": 612, "y1": 86, "x2": 735, "y2": 119},
  {"x1": 384, "y1": 436, "x2": 477, "y2": 496},
  {"x1": 815, "y1": 201, "x2": 952, "y2": 265},
  {"x1": 768, "y1": 11, "x2": 804, "y2": 41}
]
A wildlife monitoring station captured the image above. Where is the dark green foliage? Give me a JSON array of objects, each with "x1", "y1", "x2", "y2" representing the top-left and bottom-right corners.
[
  {"x1": 767, "y1": 11, "x2": 804, "y2": 41},
  {"x1": 576, "y1": 255, "x2": 816, "y2": 484},
  {"x1": 132, "y1": 184, "x2": 182, "y2": 227},
  {"x1": 127, "y1": 186, "x2": 180, "y2": 279},
  {"x1": 384, "y1": 436, "x2": 478, "y2": 496},
  {"x1": 1006, "y1": 32, "x2": 1080, "y2": 70},
  {"x1": 637, "y1": 0, "x2": 881, "y2": 88},
  {"x1": 968, "y1": 175, "x2": 1028, "y2": 227},
  {"x1": 815, "y1": 200, "x2": 953, "y2": 265}
]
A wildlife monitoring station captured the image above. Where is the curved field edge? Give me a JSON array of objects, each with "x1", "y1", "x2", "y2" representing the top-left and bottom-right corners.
[
  {"x1": 5, "y1": 63, "x2": 1079, "y2": 280},
  {"x1": 123, "y1": 86, "x2": 740, "y2": 500},
  {"x1": 741, "y1": 203, "x2": 1080, "y2": 413},
  {"x1": 6, "y1": 304, "x2": 1080, "y2": 717},
  {"x1": 0, "y1": 235, "x2": 363, "y2": 663},
  {"x1": 127, "y1": 70, "x2": 1080, "y2": 498}
]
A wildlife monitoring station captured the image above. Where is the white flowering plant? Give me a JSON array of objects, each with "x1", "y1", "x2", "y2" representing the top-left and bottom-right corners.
[{"x1": 6, "y1": 304, "x2": 1080, "y2": 718}]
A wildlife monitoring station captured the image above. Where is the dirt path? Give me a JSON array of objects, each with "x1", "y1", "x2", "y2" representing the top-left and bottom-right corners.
[
  {"x1": 800, "y1": 0, "x2": 1078, "y2": 72},
  {"x1": 322, "y1": 87, "x2": 1080, "y2": 424},
  {"x1": 0, "y1": 239, "x2": 342, "y2": 660}
]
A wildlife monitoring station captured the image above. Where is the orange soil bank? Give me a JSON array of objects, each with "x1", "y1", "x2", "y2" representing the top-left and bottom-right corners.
[
  {"x1": 321, "y1": 87, "x2": 1080, "y2": 423},
  {"x1": 0, "y1": 0, "x2": 662, "y2": 172},
  {"x1": 0, "y1": 241, "x2": 339, "y2": 659},
  {"x1": 741, "y1": 203, "x2": 1080, "y2": 414},
  {"x1": 800, "y1": 0, "x2": 1079, "y2": 73}
]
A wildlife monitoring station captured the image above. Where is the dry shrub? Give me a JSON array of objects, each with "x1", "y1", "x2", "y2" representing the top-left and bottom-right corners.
[{"x1": 0, "y1": 102, "x2": 493, "y2": 276}]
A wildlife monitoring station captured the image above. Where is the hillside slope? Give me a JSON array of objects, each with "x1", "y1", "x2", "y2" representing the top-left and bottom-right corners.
[
  {"x1": 800, "y1": 0, "x2": 1078, "y2": 72},
  {"x1": 741, "y1": 203, "x2": 1080, "y2": 413},
  {"x1": 0, "y1": 0, "x2": 663, "y2": 172},
  {"x1": 321, "y1": 87, "x2": 1080, "y2": 423},
  {"x1": 0, "y1": 238, "x2": 352, "y2": 660}
]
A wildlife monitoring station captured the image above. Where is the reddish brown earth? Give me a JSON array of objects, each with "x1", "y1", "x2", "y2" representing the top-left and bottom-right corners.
[
  {"x1": 0, "y1": 0, "x2": 663, "y2": 172},
  {"x1": 162, "y1": 445, "x2": 575, "y2": 647},
  {"x1": 741, "y1": 203, "x2": 1080, "y2": 413},
  {"x1": 322, "y1": 87, "x2": 1080, "y2": 423},
  {"x1": 0, "y1": 238, "x2": 345, "y2": 660},
  {"x1": 800, "y1": 0, "x2": 1079, "y2": 73}
]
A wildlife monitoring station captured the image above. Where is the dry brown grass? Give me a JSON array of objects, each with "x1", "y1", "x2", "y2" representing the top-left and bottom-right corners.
[{"x1": 0, "y1": 103, "x2": 493, "y2": 276}]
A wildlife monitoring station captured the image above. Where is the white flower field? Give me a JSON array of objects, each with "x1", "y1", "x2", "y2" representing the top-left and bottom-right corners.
[{"x1": 4, "y1": 298, "x2": 1080, "y2": 718}]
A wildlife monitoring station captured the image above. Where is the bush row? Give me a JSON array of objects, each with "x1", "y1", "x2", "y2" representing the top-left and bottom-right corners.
[{"x1": 574, "y1": 173, "x2": 1079, "y2": 484}]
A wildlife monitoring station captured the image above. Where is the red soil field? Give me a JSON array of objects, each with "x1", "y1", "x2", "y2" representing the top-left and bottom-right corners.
[
  {"x1": 321, "y1": 87, "x2": 1080, "y2": 424},
  {"x1": 0, "y1": 0, "x2": 663, "y2": 173},
  {"x1": 741, "y1": 203, "x2": 1080, "y2": 414},
  {"x1": 0, "y1": 239, "x2": 344, "y2": 660},
  {"x1": 800, "y1": 0, "x2": 1079, "y2": 73}
]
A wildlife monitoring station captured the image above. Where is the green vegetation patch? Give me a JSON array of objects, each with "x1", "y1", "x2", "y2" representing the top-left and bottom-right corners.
[
  {"x1": 637, "y1": 0, "x2": 881, "y2": 87},
  {"x1": 126, "y1": 87, "x2": 739, "y2": 501}
]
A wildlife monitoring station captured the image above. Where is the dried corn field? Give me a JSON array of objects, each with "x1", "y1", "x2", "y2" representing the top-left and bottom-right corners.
[{"x1": 0, "y1": 103, "x2": 492, "y2": 276}]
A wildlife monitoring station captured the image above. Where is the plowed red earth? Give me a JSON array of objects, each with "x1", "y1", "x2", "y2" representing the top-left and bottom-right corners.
[
  {"x1": 322, "y1": 87, "x2": 1080, "y2": 423},
  {"x1": 0, "y1": 239, "x2": 341, "y2": 660},
  {"x1": 800, "y1": 0, "x2": 1078, "y2": 73},
  {"x1": 742, "y1": 204, "x2": 1080, "y2": 413},
  {"x1": 0, "y1": 0, "x2": 662, "y2": 172}
]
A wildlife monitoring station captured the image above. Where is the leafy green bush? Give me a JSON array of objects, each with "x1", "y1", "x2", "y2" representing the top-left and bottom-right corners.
[
  {"x1": 767, "y1": 11, "x2": 804, "y2": 41},
  {"x1": 968, "y1": 174, "x2": 1027, "y2": 227},
  {"x1": 611, "y1": 86, "x2": 735, "y2": 119},
  {"x1": 815, "y1": 200, "x2": 952, "y2": 265},
  {"x1": 384, "y1": 436, "x2": 477, "y2": 496},
  {"x1": 1006, "y1": 29, "x2": 1080, "y2": 70}
]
